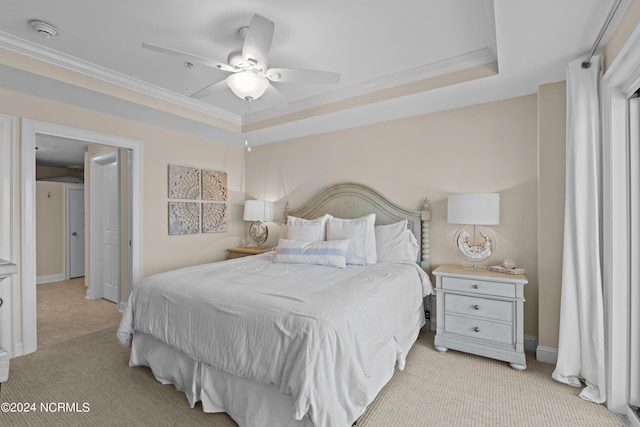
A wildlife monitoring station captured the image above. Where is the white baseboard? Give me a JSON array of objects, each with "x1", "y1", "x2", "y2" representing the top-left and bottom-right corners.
[
  {"x1": 524, "y1": 335, "x2": 537, "y2": 352},
  {"x1": 36, "y1": 274, "x2": 65, "y2": 284},
  {"x1": 536, "y1": 345, "x2": 558, "y2": 364},
  {"x1": 626, "y1": 406, "x2": 640, "y2": 427},
  {"x1": 118, "y1": 301, "x2": 127, "y2": 313},
  {"x1": 12, "y1": 342, "x2": 23, "y2": 358}
]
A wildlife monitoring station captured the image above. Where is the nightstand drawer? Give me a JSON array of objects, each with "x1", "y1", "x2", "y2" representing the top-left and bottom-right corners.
[
  {"x1": 444, "y1": 314, "x2": 513, "y2": 345},
  {"x1": 226, "y1": 246, "x2": 272, "y2": 260},
  {"x1": 442, "y1": 276, "x2": 515, "y2": 298},
  {"x1": 444, "y1": 293, "x2": 513, "y2": 322}
]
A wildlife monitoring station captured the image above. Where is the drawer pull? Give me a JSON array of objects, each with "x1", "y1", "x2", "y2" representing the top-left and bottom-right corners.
[
  {"x1": 473, "y1": 305, "x2": 480, "y2": 310},
  {"x1": 473, "y1": 327, "x2": 480, "y2": 333},
  {"x1": 473, "y1": 285, "x2": 479, "y2": 289}
]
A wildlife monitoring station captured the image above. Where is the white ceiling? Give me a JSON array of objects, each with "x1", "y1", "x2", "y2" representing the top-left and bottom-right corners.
[
  {"x1": 35, "y1": 134, "x2": 88, "y2": 168},
  {"x1": 0, "y1": 0, "x2": 628, "y2": 165}
]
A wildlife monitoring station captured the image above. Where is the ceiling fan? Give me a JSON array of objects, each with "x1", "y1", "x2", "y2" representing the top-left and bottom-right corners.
[{"x1": 142, "y1": 13, "x2": 340, "y2": 106}]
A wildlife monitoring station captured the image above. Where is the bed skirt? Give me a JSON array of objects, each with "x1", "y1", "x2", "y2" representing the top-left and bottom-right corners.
[{"x1": 128, "y1": 317, "x2": 423, "y2": 427}]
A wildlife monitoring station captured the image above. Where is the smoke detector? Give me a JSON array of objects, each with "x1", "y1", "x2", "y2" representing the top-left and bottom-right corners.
[{"x1": 28, "y1": 20, "x2": 59, "y2": 39}]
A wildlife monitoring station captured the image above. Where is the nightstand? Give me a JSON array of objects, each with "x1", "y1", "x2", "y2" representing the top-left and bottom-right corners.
[
  {"x1": 432, "y1": 264, "x2": 528, "y2": 370},
  {"x1": 226, "y1": 246, "x2": 272, "y2": 259}
]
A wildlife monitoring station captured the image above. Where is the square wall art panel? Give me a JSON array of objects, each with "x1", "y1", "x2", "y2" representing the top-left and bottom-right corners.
[
  {"x1": 202, "y1": 202, "x2": 228, "y2": 233},
  {"x1": 168, "y1": 202, "x2": 201, "y2": 235},
  {"x1": 202, "y1": 169, "x2": 228, "y2": 201},
  {"x1": 168, "y1": 165, "x2": 201, "y2": 200}
]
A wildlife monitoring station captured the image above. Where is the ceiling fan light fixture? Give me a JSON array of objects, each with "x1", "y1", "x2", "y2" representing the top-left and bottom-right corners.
[{"x1": 226, "y1": 71, "x2": 269, "y2": 100}]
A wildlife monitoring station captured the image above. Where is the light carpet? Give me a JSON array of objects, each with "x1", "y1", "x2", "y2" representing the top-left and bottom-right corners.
[{"x1": 0, "y1": 327, "x2": 622, "y2": 426}]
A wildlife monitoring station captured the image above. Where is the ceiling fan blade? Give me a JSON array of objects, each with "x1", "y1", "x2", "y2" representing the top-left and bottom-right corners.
[
  {"x1": 242, "y1": 14, "x2": 274, "y2": 67},
  {"x1": 266, "y1": 68, "x2": 340, "y2": 84},
  {"x1": 189, "y1": 80, "x2": 229, "y2": 99},
  {"x1": 142, "y1": 42, "x2": 235, "y2": 73},
  {"x1": 260, "y1": 85, "x2": 288, "y2": 110}
]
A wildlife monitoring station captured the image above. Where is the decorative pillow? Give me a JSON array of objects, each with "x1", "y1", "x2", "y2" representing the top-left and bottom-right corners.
[
  {"x1": 374, "y1": 220, "x2": 420, "y2": 263},
  {"x1": 285, "y1": 214, "x2": 331, "y2": 242},
  {"x1": 326, "y1": 214, "x2": 377, "y2": 265},
  {"x1": 273, "y1": 238, "x2": 350, "y2": 268}
]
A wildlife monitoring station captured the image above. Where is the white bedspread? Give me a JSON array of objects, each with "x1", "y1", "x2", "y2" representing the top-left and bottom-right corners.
[{"x1": 118, "y1": 253, "x2": 432, "y2": 426}]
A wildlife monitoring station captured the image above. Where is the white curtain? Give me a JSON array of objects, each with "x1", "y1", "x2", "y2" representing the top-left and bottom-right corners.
[{"x1": 551, "y1": 56, "x2": 606, "y2": 404}]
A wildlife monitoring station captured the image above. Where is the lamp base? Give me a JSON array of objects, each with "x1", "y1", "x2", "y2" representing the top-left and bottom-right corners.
[
  {"x1": 453, "y1": 225, "x2": 497, "y2": 266},
  {"x1": 249, "y1": 221, "x2": 269, "y2": 247}
]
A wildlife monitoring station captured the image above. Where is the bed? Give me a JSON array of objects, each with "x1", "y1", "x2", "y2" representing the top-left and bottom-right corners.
[{"x1": 117, "y1": 183, "x2": 432, "y2": 427}]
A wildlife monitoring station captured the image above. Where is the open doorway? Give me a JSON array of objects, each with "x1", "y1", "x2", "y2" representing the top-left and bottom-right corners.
[
  {"x1": 34, "y1": 135, "x2": 128, "y2": 348},
  {"x1": 35, "y1": 134, "x2": 86, "y2": 286},
  {"x1": 20, "y1": 119, "x2": 142, "y2": 356}
]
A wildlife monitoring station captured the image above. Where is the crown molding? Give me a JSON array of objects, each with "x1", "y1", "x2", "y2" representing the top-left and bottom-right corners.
[
  {"x1": 250, "y1": 47, "x2": 498, "y2": 123},
  {"x1": 0, "y1": 30, "x2": 240, "y2": 124}
]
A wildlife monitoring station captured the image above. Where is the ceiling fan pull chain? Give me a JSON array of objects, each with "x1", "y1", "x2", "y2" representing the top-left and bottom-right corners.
[{"x1": 244, "y1": 99, "x2": 252, "y2": 152}]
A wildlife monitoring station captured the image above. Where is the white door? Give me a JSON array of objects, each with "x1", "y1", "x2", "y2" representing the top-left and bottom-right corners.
[
  {"x1": 68, "y1": 187, "x2": 85, "y2": 278},
  {"x1": 102, "y1": 161, "x2": 119, "y2": 303}
]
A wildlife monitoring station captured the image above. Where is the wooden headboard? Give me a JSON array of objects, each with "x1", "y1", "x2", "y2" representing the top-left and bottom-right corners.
[{"x1": 285, "y1": 183, "x2": 431, "y2": 271}]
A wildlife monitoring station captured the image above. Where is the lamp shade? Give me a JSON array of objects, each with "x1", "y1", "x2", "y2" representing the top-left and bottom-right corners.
[
  {"x1": 243, "y1": 200, "x2": 273, "y2": 222},
  {"x1": 227, "y1": 71, "x2": 270, "y2": 100},
  {"x1": 447, "y1": 192, "x2": 500, "y2": 225}
]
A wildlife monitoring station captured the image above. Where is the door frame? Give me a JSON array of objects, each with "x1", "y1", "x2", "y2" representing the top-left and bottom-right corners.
[
  {"x1": 0, "y1": 114, "x2": 15, "y2": 357},
  {"x1": 87, "y1": 151, "x2": 119, "y2": 301},
  {"x1": 21, "y1": 119, "x2": 143, "y2": 356},
  {"x1": 601, "y1": 22, "x2": 640, "y2": 420},
  {"x1": 65, "y1": 183, "x2": 85, "y2": 280}
]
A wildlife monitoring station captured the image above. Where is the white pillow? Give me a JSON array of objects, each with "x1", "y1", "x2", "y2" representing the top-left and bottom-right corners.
[
  {"x1": 406, "y1": 229, "x2": 420, "y2": 262},
  {"x1": 375, "y1": 220, "x2": 420, "y2": 263},
  {"x1": 285, "y1": 214, "x2": 331, "y2": 242},
  {"x1": 273, "y1": 238, "x2": 350, "y2": 268},
  {"x1": 326, "y1": 214, "x2": 377, "y2": 265}
]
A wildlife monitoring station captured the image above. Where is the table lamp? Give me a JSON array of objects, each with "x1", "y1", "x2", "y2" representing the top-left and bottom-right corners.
[{"x1": 447, "y1": 192, "x2": 500, "y2": 269}]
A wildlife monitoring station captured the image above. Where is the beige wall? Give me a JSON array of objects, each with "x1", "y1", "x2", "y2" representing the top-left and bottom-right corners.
[
  {"x1": 537, "y1": 81, "x2": 566, "y2": 349},
  {"x1": 246, "y1": 95, "x2": 540, "y2": 338},
  {"x1": 35, "y1": 181, "x2": 65, "y2": 277}
]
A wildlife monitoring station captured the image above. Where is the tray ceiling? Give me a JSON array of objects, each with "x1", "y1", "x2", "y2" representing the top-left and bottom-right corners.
[{"x1": 0, "y1": 0, "x2": 626, "y2": 151}]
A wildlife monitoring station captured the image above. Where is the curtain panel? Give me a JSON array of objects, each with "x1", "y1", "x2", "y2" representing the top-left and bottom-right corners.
[{"x1": 551, "y1": 56, "x2": 606, "y2": 404}]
